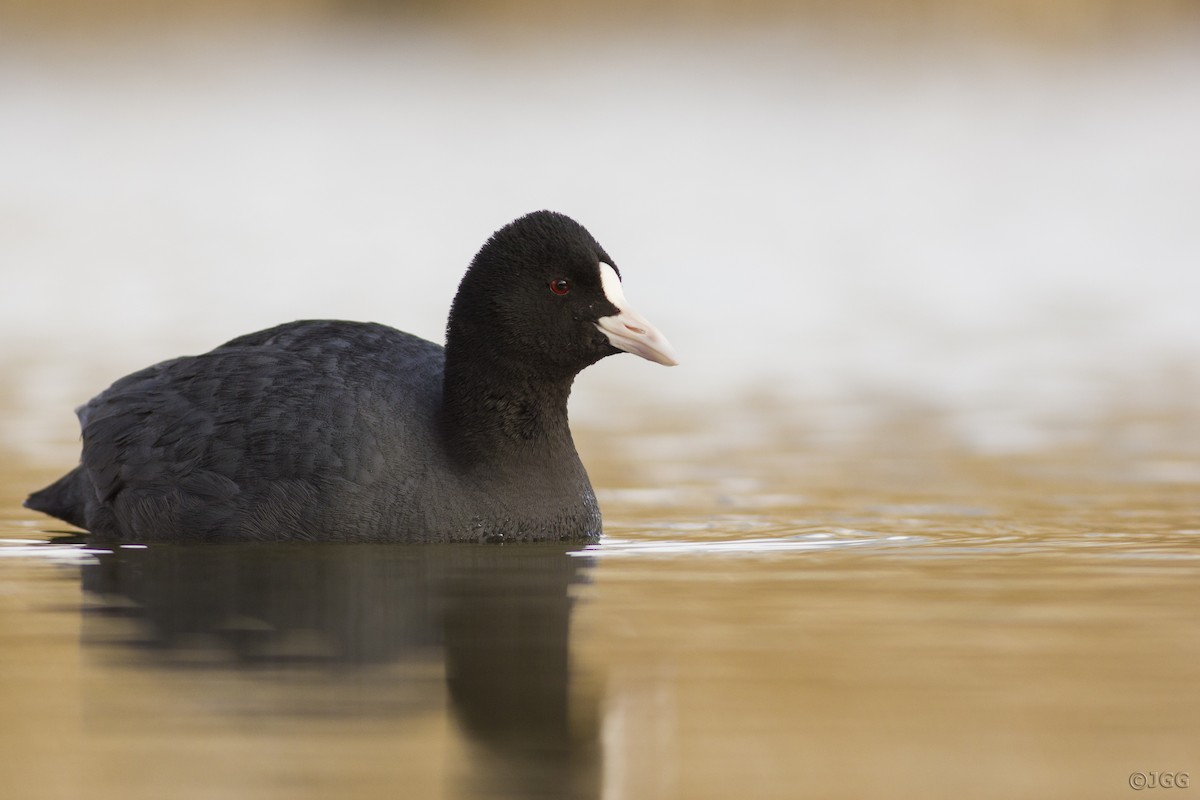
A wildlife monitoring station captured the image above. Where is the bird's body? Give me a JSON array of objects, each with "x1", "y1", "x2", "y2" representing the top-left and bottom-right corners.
[{"x1": 26, "y1": 212, "x2": 676, "y2": 542}]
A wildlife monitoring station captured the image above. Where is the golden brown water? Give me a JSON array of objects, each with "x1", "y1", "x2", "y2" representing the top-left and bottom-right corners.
[{"x1": 2, "y1": 399, "x2": 1197, "y2": 800}]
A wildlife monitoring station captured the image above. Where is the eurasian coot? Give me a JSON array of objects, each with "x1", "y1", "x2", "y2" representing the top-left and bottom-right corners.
[{"x1": 26, "y1": 211, "x2": 677, "y2": 542}]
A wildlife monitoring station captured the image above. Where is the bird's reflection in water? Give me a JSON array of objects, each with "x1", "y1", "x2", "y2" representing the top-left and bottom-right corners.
[{"x1": 78, "y1": 542, "x2": 600, "y2": 800}]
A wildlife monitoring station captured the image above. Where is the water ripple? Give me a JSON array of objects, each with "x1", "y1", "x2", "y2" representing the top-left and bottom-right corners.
[{"x1": 577, "y1": 530, "x2": 917, "y2": 558}]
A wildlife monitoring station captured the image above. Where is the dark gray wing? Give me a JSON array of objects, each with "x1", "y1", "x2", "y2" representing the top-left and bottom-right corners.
[{"x1": 78, "y1": 321, "x2": 445, "y2": 540}]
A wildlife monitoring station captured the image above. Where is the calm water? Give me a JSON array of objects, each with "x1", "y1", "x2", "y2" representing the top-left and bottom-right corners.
[
  {"x1": 2, "y1": 401, "x2": 1198, "y2": 800},
  {"x1": 2, "y1": 20, "x2": 1199, "y2": 800}
]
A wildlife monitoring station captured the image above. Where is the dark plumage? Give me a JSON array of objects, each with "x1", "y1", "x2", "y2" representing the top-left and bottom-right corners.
[{"x1": 26, "y1": 211, "x2": 677, "y2": 542}]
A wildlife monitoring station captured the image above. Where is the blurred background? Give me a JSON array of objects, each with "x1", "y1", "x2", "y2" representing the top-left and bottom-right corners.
[
  {"x1": 2, "y1": 5, "x2": 1199, "y2": 800},
  {"x1": 2, "y1": 0, "x2": 1198, "y2": 462}
]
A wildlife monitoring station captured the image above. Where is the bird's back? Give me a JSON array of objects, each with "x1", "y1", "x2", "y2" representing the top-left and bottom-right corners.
[{"x1": 34, "y1": 321, "x2": 448, "y2": 541}]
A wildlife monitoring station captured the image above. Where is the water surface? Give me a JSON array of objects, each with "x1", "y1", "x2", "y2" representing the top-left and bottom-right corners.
[{"x1": 3, "y1": 402, "x2": 1197, "y2": 800}]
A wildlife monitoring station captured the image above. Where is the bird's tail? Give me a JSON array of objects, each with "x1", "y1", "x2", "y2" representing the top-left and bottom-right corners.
[{"x1": 25, "y1": 466, "x2": 89, "y2": 529}]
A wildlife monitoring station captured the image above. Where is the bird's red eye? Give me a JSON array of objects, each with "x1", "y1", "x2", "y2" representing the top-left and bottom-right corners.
[{"x1": 550, "y1": 279, "x2": 571, "y2": 295}]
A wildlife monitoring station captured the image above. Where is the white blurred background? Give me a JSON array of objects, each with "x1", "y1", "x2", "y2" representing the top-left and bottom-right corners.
[{"x1": 2, "y1": 2, "x2": 1198, "y2": 457}]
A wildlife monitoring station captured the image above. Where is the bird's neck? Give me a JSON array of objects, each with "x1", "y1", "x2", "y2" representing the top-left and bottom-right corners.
[{"x1": 440, "y1": 347, "x2": 579, "y2": 469}]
